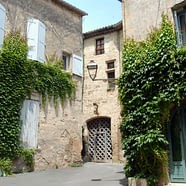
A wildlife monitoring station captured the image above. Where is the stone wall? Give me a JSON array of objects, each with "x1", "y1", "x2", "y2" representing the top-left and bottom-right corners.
[
  {"x1": 0, "y1": 0, "x2": 84, "y2": 170},
  {"x1": 35, "y1": 76, "x2": 83, "y2": 170},
  {"x1": 1, "y1": 0, "x2": 84, "y2": 57},
  {"x1": 83, "y1": 28, "x2": 124, "y2": 162},
  {"x1": 123, "y1": 0, "x2": 183, "y2": 40}
]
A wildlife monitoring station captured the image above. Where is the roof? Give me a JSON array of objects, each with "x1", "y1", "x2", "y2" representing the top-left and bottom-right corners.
[
  {"x1": 83, "y1": 21, "x2": 122, "y2": 39},
  {"x1": 51, "y1": 0, "x2": 87, "y2": 16}
]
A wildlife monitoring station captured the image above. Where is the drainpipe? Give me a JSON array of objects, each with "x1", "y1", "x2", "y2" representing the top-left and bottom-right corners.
[
  {"x1": 82, "y1": 33, "x2": 85, "y2": 113},
  {"x1": 122, "y1": 0, "x2": 127, "y2": 41}
]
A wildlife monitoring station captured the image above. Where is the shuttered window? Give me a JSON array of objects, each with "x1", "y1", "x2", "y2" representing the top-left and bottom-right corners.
[
  {"x1": 0, "y1": 4, "x2": 6, "y2": 48},
  {"x1": 72, "y1": 54, "x2": 83, "y2": 77},
  {"x1": 27, "y1": 18, "x2": 46, "y2": 63},
  {"x1": 20, "y1": 100, "x2": 40, "y2": 148}
]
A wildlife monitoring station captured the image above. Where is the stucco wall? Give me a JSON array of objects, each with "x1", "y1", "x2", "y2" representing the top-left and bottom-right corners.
[
  {"x1": 123, "y1": 0, "x2": 183, "y2": 40},
  {"x1": 0, "y1": 0, "x2": 84, "y2": 170},
  {"x1": 83, "y1": 29, "x2": 124, "y2": 162}
]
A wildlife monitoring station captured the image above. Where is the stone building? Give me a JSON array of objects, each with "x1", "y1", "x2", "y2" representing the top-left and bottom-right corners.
[
  {"x1": 120, "y1": 0, "x2": 186, "y2": 184},
  {"x1": 0, "y1": 0, "x2": 86, "y2": 170},
  {"x1": 83, "y1": 22, "x2": 124, "y2": 163}
]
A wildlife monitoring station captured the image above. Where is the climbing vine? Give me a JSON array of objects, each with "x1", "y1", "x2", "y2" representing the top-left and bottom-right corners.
[
  {"x1": 118, "y1": 15, "x2": 186, "y2": 185},
  {"x1": 0, "y1": 32, "x2": 75, "y2": 166}
]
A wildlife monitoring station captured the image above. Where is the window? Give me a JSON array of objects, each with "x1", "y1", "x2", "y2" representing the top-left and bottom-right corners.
[
  {"x1": 27, "y1": 18, "x2": 46, "y2": 63},
  {"x1": 106, "y1": 60, "x2": 116, "y2": 89},
  {"x1": 107, "y1": 61, "x2": 114, "y2": 69},
  {"x1": 96, "y1": 38, "x2": 104, "y2": 55},
  {"x1": 107, "y1": 71, "x2": 115, "y2": 79},
  {"x1": 0, "y1": 4, "x2": 6, "y2": 48},
  {"x1": 62, "y1": 52, "x2": 70, "y2": 70},
  {"x1": 174, "y1": 8, "x2": 186, "y2": 47}
]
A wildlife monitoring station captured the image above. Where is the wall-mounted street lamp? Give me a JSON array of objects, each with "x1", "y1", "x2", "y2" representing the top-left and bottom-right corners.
[
  {"x1": 87, "y1": 60, "x2": 118, "y2": 81},
  {"x1": 87, "y1": 60, "x2": 98, "y2": 81}
]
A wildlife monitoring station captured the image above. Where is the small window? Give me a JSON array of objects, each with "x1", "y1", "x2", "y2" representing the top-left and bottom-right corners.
[
  {"x1": 107, "y1": 72, "x2": 115, "y2": 89},
  {"x1": 96, "y1": 38, "x2": 104, "y2": 55},
  {"x1": 107, "y1": 71, "x2": 115, "y2": 79},
  {"x1": 62, "y1": 52, "x2": 70, "y2": 70},
  {"x1": 106, "y1": 60, "x2": 116, "y2": 89},
  {"x1": 107, "y1": 62, "x2": 114, "y2": 69}
]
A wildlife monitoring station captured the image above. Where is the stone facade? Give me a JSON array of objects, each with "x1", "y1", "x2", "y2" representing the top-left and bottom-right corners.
[
  {"x1": 121, "y1": 0, "x2": 186, "y2": 185},
  {"x1": 122, "y1": 0, "x2": 183, "y2": 40},
  {"x1": 0, "y1": 0, "x2": 86, "y2": 170},
  {"x1": 83, "y1": 22, "x2": 124, "y2": 162}
]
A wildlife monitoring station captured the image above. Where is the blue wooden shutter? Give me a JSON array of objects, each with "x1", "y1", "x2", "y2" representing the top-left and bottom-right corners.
[
  {"x1": 0, "y1": 4, "x2": 6, "y2": 48},
  {"x1": 27, "y1": 19, "x2": 46, "y2": 63},
  {"x1": 20, "y1": 100, "x2": 40, "y2": 148},
  {"x1": 27, "y1": 19, "x2": 38, "y2": 61},
  {"x1": 72, "y1": 54, "x2": 83, "y2": 77},
  {"x1": 38, "y1": 21, "x2": 46, "y2": 62}
]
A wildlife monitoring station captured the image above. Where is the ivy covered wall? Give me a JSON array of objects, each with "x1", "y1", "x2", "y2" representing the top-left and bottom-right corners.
[
  {"x1": 0, "y1": 32, "x2": 75, "y2": 171},
  {"x1": 118, "y1": 16, "x2": 186, "y2": 185}
]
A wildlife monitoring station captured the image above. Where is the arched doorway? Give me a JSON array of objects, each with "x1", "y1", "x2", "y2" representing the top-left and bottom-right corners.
[
  {"x1": 86, "y1": 117, "x2": 112, "y2": 162},
  {"x1": 169, "y1": 105, "x2": 186, "y2": 182}
]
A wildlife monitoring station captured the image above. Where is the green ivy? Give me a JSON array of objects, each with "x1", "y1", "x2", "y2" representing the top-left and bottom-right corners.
[
  {"x1": 20, "y1": 148, "x2": 35, "y2": 172},
  {"x1": 0, "y1": 32, "x2": 75, "y2": 161},
  {"x1": 0, "y1": 158, "x2": 12, "y2": 176},
  {"x1": 118, "y1": 15, "x2": 186, "y2": 185}
]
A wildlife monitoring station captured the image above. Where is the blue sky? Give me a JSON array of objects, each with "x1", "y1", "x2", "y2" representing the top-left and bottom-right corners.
[{"x1": 64, "y1": 0, "x2": 122, "y2": 33}]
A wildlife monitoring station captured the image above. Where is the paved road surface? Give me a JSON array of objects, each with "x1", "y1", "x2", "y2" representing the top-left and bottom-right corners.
[{"x1": 0, "y1": 162, "x2": 127, "y2": 186}]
